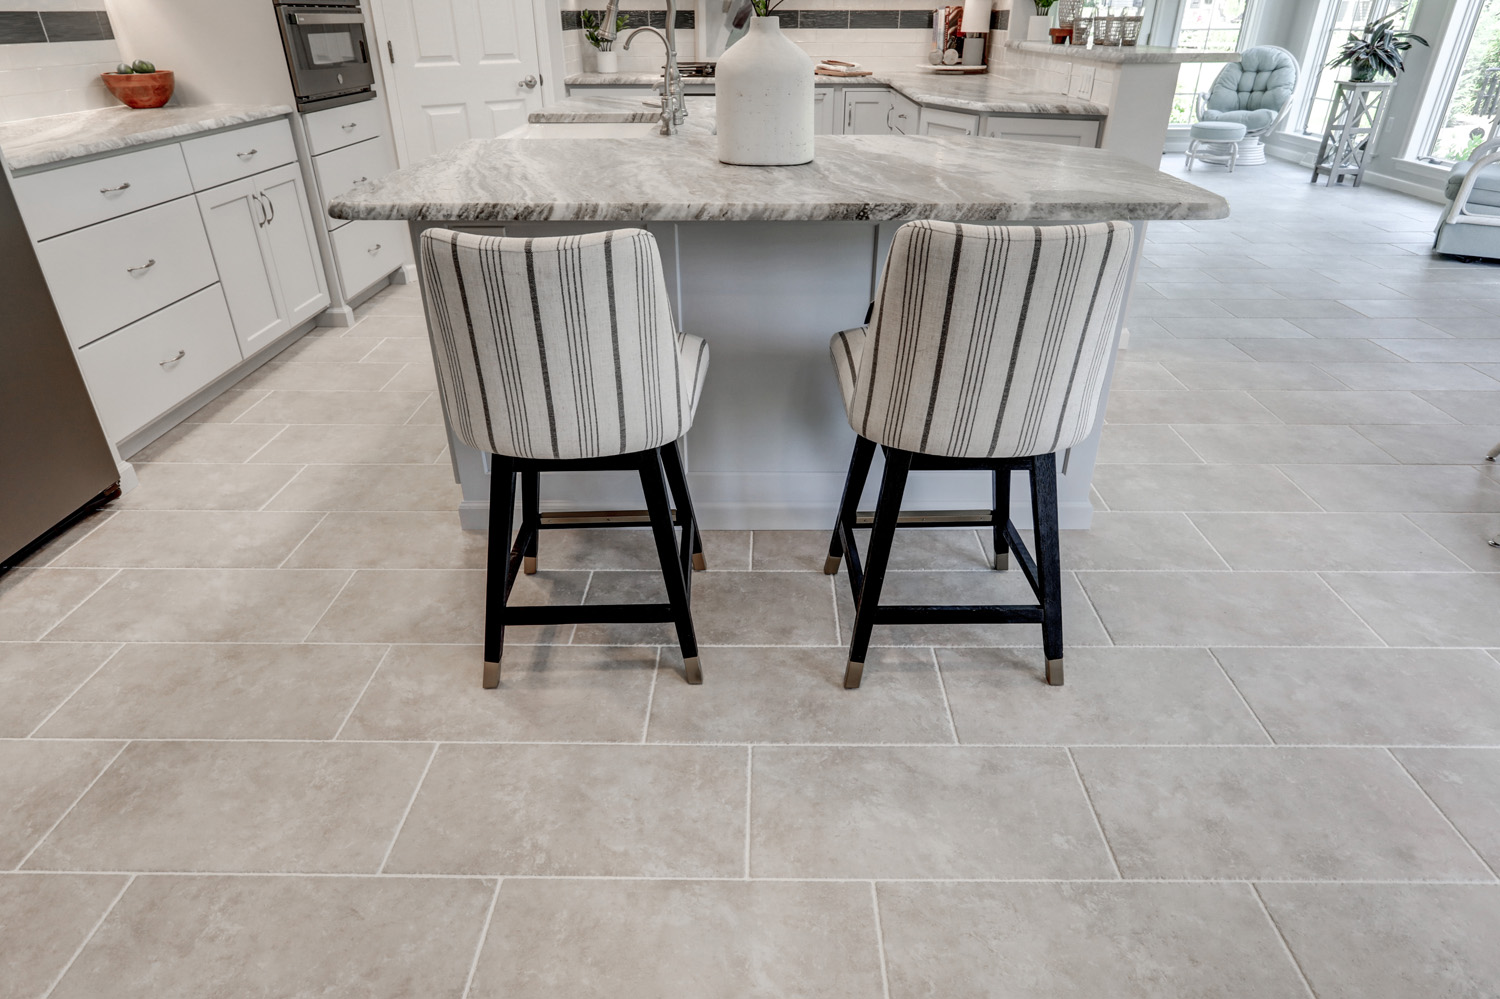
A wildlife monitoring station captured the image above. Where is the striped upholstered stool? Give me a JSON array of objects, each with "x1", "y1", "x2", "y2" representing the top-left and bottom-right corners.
[
  {"x1": 421, "y1": 228, "x2": 711, "y2": 688},
  {"x1": 825, "y1": 220, "x2": 1134, "y2": 688}
]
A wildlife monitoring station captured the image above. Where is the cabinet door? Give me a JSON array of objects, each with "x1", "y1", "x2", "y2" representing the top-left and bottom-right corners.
[
  {"x1": 889, "y1": 93, "x2": 919, "y2": 135},
  {"x1": 197, "y1": 177, "x2": 284, "y2": 357},
  {"x1": 982, "y1": 115, "x2": 1101, "y2": 147},
  {"x1": 812, "y1": 90, "x2": 837, "y2": 135},
  {"x1": 918, "y1": 107, "x2": 979, "y2": 136},
  {"x1": 843, "y1": 88, "x2": 895, "y2": 135},
  {"x1": 257, "y1": 163, "x2": 330, "y2": 338}
]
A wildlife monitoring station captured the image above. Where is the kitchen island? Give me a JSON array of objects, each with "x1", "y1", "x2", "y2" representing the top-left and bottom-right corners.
[{"x1": 330, "y1": 132, "x2": 1226, "y2": 530}]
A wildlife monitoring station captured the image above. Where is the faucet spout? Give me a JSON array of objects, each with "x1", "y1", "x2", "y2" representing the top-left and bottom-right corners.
[{"x1": 622, "y1": 0, "x2": 686, "y2": 135}]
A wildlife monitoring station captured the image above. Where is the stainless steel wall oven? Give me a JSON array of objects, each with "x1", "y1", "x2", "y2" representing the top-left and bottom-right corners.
[{"x1": 274, "y1": 0, "x2": 376, "y2": 111}]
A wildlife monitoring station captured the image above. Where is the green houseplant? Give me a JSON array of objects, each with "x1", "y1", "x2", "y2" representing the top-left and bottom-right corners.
[
  {"x1": 580, "y1": 8, "x2": 628, "y2": 73},
  {"x1": 1329, "y1": 7, "x2": 1428, "y2": 83}
]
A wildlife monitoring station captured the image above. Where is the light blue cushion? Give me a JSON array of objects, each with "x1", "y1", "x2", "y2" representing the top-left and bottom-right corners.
[
  {"x1": 1201, "y1": 107, "x2": 1278, "y2": 132},
  {"x1": 1190, "y1": 121, "x2": 1248, "y2": 141},
  {"x1": 1204, "y1": 46, "x2": 1297, "y2": 133},
  {"x1": 1445, "y1": 159, "x2": 1500, "y2": 209}
]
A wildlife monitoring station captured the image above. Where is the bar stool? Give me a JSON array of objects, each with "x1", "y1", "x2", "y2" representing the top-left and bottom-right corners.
[
  {"x1": 420, "y1": 228, "x2": 711, "y2": 688},
  {"x1": 824, "y1": 220, "x2": 1134, "y2": 688}
]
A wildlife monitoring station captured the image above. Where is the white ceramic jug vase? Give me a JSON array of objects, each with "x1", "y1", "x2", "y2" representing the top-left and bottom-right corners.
[{"x1": 715, "y1": 16, "x2": 814, "y2": 166}]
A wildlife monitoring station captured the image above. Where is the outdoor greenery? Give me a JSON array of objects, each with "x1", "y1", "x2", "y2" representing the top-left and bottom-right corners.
[{"x1": 1429, "y1": 0, "x2": 1500, "y2": 160}]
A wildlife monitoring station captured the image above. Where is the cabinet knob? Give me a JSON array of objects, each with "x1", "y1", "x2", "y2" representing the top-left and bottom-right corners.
[
  {"x1": 99, "y1": 182, "x2": 131, "y2": 194},
  {"x1": 126, "y1": 259, "x2": 157, "y2": 275},
  {"x1": 159, "y1": 349, "x2": 186, "y2": 367},
  {"x1": 236, "y1": 148, "x2": 259, "y2": 159}
]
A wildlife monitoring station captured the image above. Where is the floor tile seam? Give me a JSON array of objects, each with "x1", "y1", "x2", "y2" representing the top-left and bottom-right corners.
[
  {"x1": 747, "y1": 530, "x2": 755, "y2": 570},
  {"x1": 1069, "y1": 570, "x2": 1116, "y2": 646},
  {"x1": 24, "y1": 510, "x2": 117, "y2": 568},
  {"x1": 331, "y1": 645, "x2": 394, "y2": 741},
  {"x1": 1066, "y1": 747, "x2": 1124, "y2": 879},
  {"x1": 1248, "y1": 882, "x2": 1322, "y2": 999},
  {"x1": 236, "y1": 423, "x2": 292, "y2": 464},
  {"x1": 12, "y1": 738, "x2": 1500, "y2": 749},
  {"x1": 1384, "y1": 747, "x2": 1500, "y2": 883},
  {"x1": 38, "y1": 872, "x2": 134, "y2": 999},
  {"x1": 376, "y1": 741, "x2": 440, "y2": 875},
  {"x1": 295, "y1": 568, "x2": 360, "y2": 644},
  {"x1": 33, "y1": 568, "x2": 121, "y2": 642},
  {"x1": 23, "y1": 642, "x2": 127, "y2": 739},
  {"x1": 1204, "y1": 648, "x2": 1278, "y2": 746},
  {"x1": 25, "y1": 638, "x2": 1496, "y2": 651},
  {"x1": 870, "y1": 880, "x2": 892, "y2": 999},
  {"x1": 744, "y1": 746, "x2": 753, "y2": 879},
  {"x1": 930, "y1": 648, "x2": 960, "y2": 745},
  {"x1": 274, "y1": 511, "x2": 331, "y2": 570},
  {"x1": 638, "y1": 648, "x2": 661, "y2": 744},
  {"x1": 460, "y1": 877, "x2": 503, "y2": 999},
  {"x1": 1176, "y1": 512, "x2": 1236, "y2": 571},
  {"x1": 829, "y1": 573, "x2": 841, "y2": 647},
  {"x1": 1310, "y1": 571, "x2": 1389, "y2": 648},
  {"x1": 1397, "y1": 513, "x2": 1492, "y2": 572},
  {"x1": 14, "y1": 740, "x2": 131, "y2": 872}
]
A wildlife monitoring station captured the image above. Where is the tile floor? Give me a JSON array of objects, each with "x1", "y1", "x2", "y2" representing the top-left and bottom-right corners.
[{"x1": 3, "y1": 156, "x2": 1500, "y2": 997}]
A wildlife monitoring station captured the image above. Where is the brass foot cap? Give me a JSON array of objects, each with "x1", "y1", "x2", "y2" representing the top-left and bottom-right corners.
[
  {"x1": 483, "y1": 660, "x2": 501, "y2": 689},
  {"x1": 522, "y1": 556, "x2": 537, "y2": 575},
  {"x1": 1046, "y1": 657, "x2": 1064, "y2": 686},
  {"x1": 692, "y1": 552, "x2": 707, "y2": 571},
  {"x1": 823, "y1": 555, "x2": 842, "y2": 575},
  {"x1": 994, "y1": 552, "x2": 1010, "y2": 571},
  {"x1": 683, "y1": 656, "x2": 703, "y2": 684},
  {"x1": 843, "y1": 660, "x2": 865, "y2": 689}
]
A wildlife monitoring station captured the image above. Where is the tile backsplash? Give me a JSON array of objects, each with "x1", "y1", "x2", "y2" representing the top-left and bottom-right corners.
[{"x1": 0, "y1": 1, "x2": 123, "y2": 123}]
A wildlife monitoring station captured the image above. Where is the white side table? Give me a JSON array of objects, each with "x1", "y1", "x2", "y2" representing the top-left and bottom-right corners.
[{"x1": 1310, "y1": 80, "x2": 1395, "y2": 187}]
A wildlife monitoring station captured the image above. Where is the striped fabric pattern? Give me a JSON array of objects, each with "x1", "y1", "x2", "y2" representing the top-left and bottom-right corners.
[
  {"x1": 831, "y1": 220, "x2": 1133, "y2": 459},
  {"x1": 421, "y1": 227, "x2": 709, "y2": 460}
]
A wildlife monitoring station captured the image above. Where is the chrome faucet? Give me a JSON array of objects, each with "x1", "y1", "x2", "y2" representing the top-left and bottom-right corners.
[{"x1": 623, "y1": 0, "x2": 686, "y2": 135}]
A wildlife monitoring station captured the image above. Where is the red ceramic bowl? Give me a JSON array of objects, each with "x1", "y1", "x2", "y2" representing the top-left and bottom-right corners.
[{"x1": 101, "y1": 70, "x2": 174, "y2": 109}]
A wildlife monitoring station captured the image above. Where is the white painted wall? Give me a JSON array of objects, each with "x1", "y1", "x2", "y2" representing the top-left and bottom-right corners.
[{"x1": 103, "y1": 0, "x2": 295, "y2": 107}]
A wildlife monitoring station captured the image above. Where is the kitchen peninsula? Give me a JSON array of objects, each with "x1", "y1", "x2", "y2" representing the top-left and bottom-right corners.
[{"x1": 330, "y1": 132, "x2": 1227, "y2": 530}]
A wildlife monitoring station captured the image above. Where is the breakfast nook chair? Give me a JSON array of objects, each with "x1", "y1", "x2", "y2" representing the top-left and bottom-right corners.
[
  {"x1": 824, "y1": 220, "x2": 1134, "y2": 688},
  {"x1": 421, "y1": 227, "x2": 711, "y2": 688},
  {"x1": 1195, "y1": 45, "x2": 1299, "y2": 166}
]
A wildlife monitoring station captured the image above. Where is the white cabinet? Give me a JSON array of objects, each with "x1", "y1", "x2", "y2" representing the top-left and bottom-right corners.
[
  {"x1": 305, "y1": 100, "x2": 389, "y2": 156},
  {"x1": 313, "y1": 136, "x2": 397, "y2": 231},
  {"x1": 918, "y1": 107, "x2": 980, "y2": 136},
  {"x1": 842, "y1": 88, "x2": 895, "y2": 135},
  {"x1": 812, "y1": 90, "x2": 837, "y2": 135},
  {"x1": 982, "y1": 115, "x2": 1101, "y2": 147},
  {"x1": 11, "y1": 143, "x2": 193, "y2": 239},
  {"x1": 332, "y1": 220, "x2": 412, "y2": 298},
  {"x1": 888, "y1": 92, "x2": 919, "y2": 135},
  {"x1": 180, "y1": 119, "x2": 299, "y2": 191}
]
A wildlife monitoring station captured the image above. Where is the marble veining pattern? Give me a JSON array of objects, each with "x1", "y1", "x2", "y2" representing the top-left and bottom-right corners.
[
  {"x1": 1009, "y1": 41, "x2": 1243, "y2": 64},
  {"x1": 329, "y1": 133, "x2": 1227, "y2": 224},
  {"x1": 0, "y1": 103, "x2": 295, "y2": 172}
]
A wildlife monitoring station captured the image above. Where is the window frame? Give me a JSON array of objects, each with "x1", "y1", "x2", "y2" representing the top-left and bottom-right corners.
[
  {"x1": 1409, "y1": 0, "x2": 1499, "y2": 163},
  {"x1": 1296, "y1": 0, "x2": 1414, "y2": 138}
]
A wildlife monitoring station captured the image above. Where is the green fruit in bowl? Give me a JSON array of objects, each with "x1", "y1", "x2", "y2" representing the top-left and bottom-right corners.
[
  {"x1": 131, "y1": 59, "x2": 156, "y2": 73},
  {"x1": 115, "y1": 63, "x2": 135, "y2": 74}
]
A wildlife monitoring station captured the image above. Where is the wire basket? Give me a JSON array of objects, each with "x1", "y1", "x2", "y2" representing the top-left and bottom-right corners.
[
  {"x1": 1094, "y1": 14, "x2": 1123, "y2": 45},
  {"x1": 1055, "y1": 0, "x2": 1084, "y2": 27},
  {"x1": 1121, "y1": 13, "x2": 1143, "y2": 45},
  {"x1": 1071, "y1": 13, "x2": 1093, "y2": 44}
]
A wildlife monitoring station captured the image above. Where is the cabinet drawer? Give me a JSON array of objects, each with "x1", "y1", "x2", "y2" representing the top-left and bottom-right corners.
[
  {"x1": 12, "y1": 143, "x2": 193, "y2": 239},
  {"x1": 919, "y1": 107, "x2": 979, "y2": 136},
  {"x1": 38, "y1": 196, "x2": 220, "y2": 349},
  {"x1": 76, "y1": 285, "x2": 242, "y2": 441},
  {"x1": 982, "y1": 115, "x2": 1100, "y2": 147},
  {"x1": 180, "y1": 118, "x2": 297, "y2": 191},
  {"x1": 332, "y1": 219, "x2": 409, "y2": 298},
  {"x1": 314, "y1": 137, "x2": 396, "y2": 230},
  {"x1": 305, "y1": 99, "x2": 386, "y2": 155}
]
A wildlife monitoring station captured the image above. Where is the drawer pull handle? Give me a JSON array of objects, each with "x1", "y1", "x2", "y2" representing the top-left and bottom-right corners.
[
  {"x1": 126, "y1": 259, "x2": 157, "y2": 274},
  {"x1": 159, "y1": 349, "x2": 186, "y2": 367},
  {"x1": 368, "y1": 243, "x2": 382, "y2": 254},
  {"x1": 342, "y1": 122, "x2": 358, "y2": 130},
  {"x1": 237, "y1": 148, "x2": 259, "y2": 159},
  {"x1": 99, "y1": 182, "x2": 131, "y2": 194}
]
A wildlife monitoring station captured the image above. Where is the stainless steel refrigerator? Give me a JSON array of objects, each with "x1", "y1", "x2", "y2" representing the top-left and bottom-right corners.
[{"x1": 0, "y1": 165, "x2": 120, "y2": 567}]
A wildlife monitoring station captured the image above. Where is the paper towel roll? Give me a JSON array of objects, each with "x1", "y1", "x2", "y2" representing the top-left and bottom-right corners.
[{"x1": 961, "y1": 0, "x2": 991, "y2": 33}]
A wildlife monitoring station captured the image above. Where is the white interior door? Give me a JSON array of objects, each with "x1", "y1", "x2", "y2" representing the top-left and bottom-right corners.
[{"x1": 375, "y1": 0, "x2": 544, "y2": 162}]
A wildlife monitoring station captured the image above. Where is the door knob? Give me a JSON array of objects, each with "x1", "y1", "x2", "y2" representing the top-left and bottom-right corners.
[{"x1": 520, "y1": 75, "x2": 538, "y2": 89}]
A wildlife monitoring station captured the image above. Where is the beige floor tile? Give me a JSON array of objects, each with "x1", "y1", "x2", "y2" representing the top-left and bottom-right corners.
[
  {"x1": 469, "y1": 879, "x2": 882, "y2": 999},
  {"x1": 1108, "y1": 360, "x2": 1185, "y2": 390},
  {"x1": 1346, "y1": 298, "x2": 1488, "y2": 319},
  {"x1": 1217, "y1": 647, "x2": 1500, "y2": 745},
  {"x1": 0, "y1": 740, "x2": 121, "y2": 868},
  {"x1": 647, "y1": 646, "x2": 953, "y2": 744},
  {"x1": 236, "y1": 359, "x2": 405, "y2": 391},
  {"x1": 939, "y1": 646, "x2": 1267, "y2": 744},
  {"x1": 576, "y1": 570, "x2": 839, "y2": 647},
  {"x1": 273, "y1": 335, "x2": 378, "y2": 363},
  {"x1": 1072, "y1": 747, "x2": 1490, "y2": 880},
  {"x1": 1127, "y1": 298, "x2": 1233, "y2": 319},
  {"x1": 1290, "y1": 316, "x2": 1446, "y2": 339},
  {"x1": 236, "y1": 390, "x2": 430, "y2": 426},
  {"x1": 1190, "y1": 512, "x2": 1469, "y2": 570},
  {"x1": 1258, "y1": 884, "x2": 1500, "y2": 999},
  {"x1": 181, "y1": 388, "x2": 269, "y2": 423},
  {"x1": 361, "y1": 338, "x2": 434, "y2": 364},
  {"x1": 340, "y1": 643, "x2": 657, "y2": 742},
  {"x1": 46, "y1": 568, "x2": 350, "y2": 643},
  {"x1": 750, "y1": 746, "x2": 1115, "y2": 878},
  {"x1": 1251, "y1": 390, "x2": 1457, "y2": 425},
  {"x1": 282, "y1": 511, "x2": 486, "y2": 568},
  {"x1": 1096, "y1": 424, "x2": 1203, "y2": 463},
  {"x1": 1217, "y1": 299, "x2": 1363, "y2": 320},
  {"x1": 1280, "y1": 463, "x2": 1500, "y2": 512},
  {"x1": 879, "y1": 882, "x2": 1310, "y2": 999},
  {"x1": 1159, "y1": 318, "x2": 1306, "y2": 339},
  {"x1": 262, "y1": 463, "x2": 462, "y2": 512},
  {"x1": 0, "y1": 568, "x2": 117, "y2": 641},
  {"x1": 52, "y1": 875, "x2": 493, "y2": 999},
  {"x1": 110, "y1": 463, "x2": 302, "y2": 511},
  {"x1": 384, "y1": 744, "x2": 746, "y2": 876},
  {"x1": 1319, "y1": 362, "x2": 1500, "y2": 391},
  {"x1": 1421, "y1": 314, "x2": 1500, "y2": 336},
  {"x1": 525, "y1": 527, "x2": 751, "y2": 572},
  {"x1": 1393, "y1": 748, "x2": 1500, "y2": 872},
  {"x1": 754, "y1": 529, "x2": 986, "y2": 573},
  {"x1": 308, "y1": 568, "x2": 584, "y2": 645},
  {"x1": 1161, "y1": 360, "x2": 1345, "y2": 390},
  {"x1": 1126, "y1": 338, "x2": 1255, "y2": 362},
  {"x1": 1322, "y1": 571, "x2": 1500, "y2": 646},
  {"x1": 1372, "y1": 339, "x2": 1500, "y2": 363},
  {"x1": 995, "y1": 512, "x2": 1227, "y2": 570},
  {"x1": 1105, "y1": 390, "x2": 1278, "y2": 424},
  {"x1": 1091, "y1": 464, "x2": 1319, "y2": 511},
  {"x1": 345, "y1": 314, "x2": 429, "y2": 337},
  {"x1": 130, "y1": 423, "x2": 286, "y2": 463},
  {"x1": 405, "y1": 394, "x2": 444, "y2": 424},
  {"x1": 1404, "y1": 513, "x2": 1500, "y2": 569},
  {"x1": 1233, "y1": 338, "x2": 1406, "y2": 363},
  {"x1": 381, "y1": 361, "x2": 439, "y2": 392},
  {"x1": 1170, "y1": 423, "x2": 1397, "y2": 464},
  {"x1": 0, "y1": 642, "x2": 117, "y2": 737},
  {"x1": 27, "y1": 741, "x2": 431, "y2": 873},
  {"x1": 248, "y1": 424, "x2": 448, "y2": 464},
  {"x1": 52, "y1": 510, "x2": 323, "y2": 569},
  {"x1": 1351, "y1": 423, "x2": 1500, "y2": 464},
  {"x1": 0, "y1": 873, "x2": 129, "y2": 999},
  {"x1": 37, "y1": 643, "x2": 385, "y2": 740},
  {"x1": 1414, "y1": 389, "x2": 1500, "y2": 426},
  {"x1": 1079, "y1": 570, "x2": 1380, "y2": 647},
  {"x1": 3, "y1": 509, "x2": 114, "y2": 570}
]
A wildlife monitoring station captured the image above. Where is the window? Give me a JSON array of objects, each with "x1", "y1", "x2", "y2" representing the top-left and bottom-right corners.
[
  {"x1": 1422, "y1": 0, "x2": 1500, "y2": 161},
  {"x1": 1301, "y1": 0, "x2": 1414, "y2": 135},
  {"x1": 1169, "y1": 0, "x2": 1253, "y2": 125}
]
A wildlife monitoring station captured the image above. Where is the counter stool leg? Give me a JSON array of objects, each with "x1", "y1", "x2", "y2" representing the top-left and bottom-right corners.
[
  {"x1": 641, "y1": 448, "x2": 703, "y2": 684},
  {"x1": 1029, "y1": 453, "x2": 1065, "y2": 686},
  {"x1": 661, "y1": 439, "x2": 705, "y2": 571},
  {"x1": 484, "y1": 457, "x2": 518, "y2": 688},
  {"x1": 521, "y1": 471, "x2": 540, "y2": 574},
  {"x1": 826, "y1": 436, "x2": 877, "y2": 575},
  {"x1": 992, "y1": 467, "x2": 1011, "y2": 570},
  {"x1": 844, "y1": 447, "x2": 912, "y2": 689}
]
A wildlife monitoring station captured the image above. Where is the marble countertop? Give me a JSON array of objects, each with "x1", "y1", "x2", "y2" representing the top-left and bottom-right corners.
[
  {"x1": 0, "y1": 103, "x2": 293, "y2": 173},
  {"x1": 1009, "y1": 41, "x2": 1241, "y2": 64},
  {"x1": 329, "y1": 132, "x2": 1226, "y2": 224}
]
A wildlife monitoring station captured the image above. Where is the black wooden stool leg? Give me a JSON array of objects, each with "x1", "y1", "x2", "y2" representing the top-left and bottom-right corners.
[
  {"x1": 661, "y1": 439, "x2": 705, "y2": 571},
  {"x1": 992, "y1": 467, "x2": 1012, "y2": 571},
  {"x1": 844, "y1": 446, "x2": 912, "y2": 688},
  {"x1": 1029, "y1": 453, "x2": 1064, "y2": 686},
  {"x1": 484, "y1": 458, "x2": 518, "y2": 689},
  {"x1": 825, "y1": 435, "x2": 877, "y2": 574},
  {"x1": 521, "y1": 471, "x2": 540, "y2": 575},
  {"x1": 641, "y1": 448, "x2": 702, "y2": 684}
]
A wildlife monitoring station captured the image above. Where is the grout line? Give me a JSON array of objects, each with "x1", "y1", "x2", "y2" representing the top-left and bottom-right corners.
[
  {"x1": 1386, "y1": 748, "x2": 1500, "y2": 882},
  {"x1": 830, "y1": 575, "x2": 842, "y2": 647},
  {"x1": 640, "y1": 647, "x2": 661, "y2": 744},
  {"x1": 331, "y1": 645, "x2": 393, "y2": 741},
  {"x1": 747, "y1": 530, "x2": 755, "y2": 571},
  {"x1": 24, "y1": 644, "x2": 126, "y2": 739},
  {"x1": 31, "y1": 510, "x2": 117, "y2": 568},
  {"x1": 33, "y1": 568, "x2": 122, "y2": 642},
  {"x1": 743, "y1": 745, "x2": 753, "y2": 880},
  {"x1": 1066, "y1": 747, "x2": 1123, "y2": 880},
  {"x1": 275, "y1": 512, "x2": 329, "y2": 569},
  {"x1": 870, "y1": 881, "x2": 892, "y2": 999},
  {"x1": 256, "y1": 464, "x2": 309, "y2": 512},
  {"x1": 930, "y1": 647, "x2": 959, "y2": 745},
  {"x1": 297, "y1": 569, "x2": 359, "y2": 643},
  {"x1": 377, "y1": 742, "x2": 440, "y2": 875},
  {"x1": 39, "y1": 873, "x2": 136, "y2": 999},
  {"x1": 1399, "y1": 513, "x2": 1482, "y2": 572},
  {"x1": 15, "y1": 741, "x2": 131, "y2": 871},
  {"x1": 460, "y1": 877, "x2": 503, "y2": 999},
  {"x1": 402, "y1": 391, "x2": 437, "y2": 426},
  {"x1": 238, "y1": 424, "x2": 290, "y2": 465},
  {"x1": 1312, "y1": 571, "x2": 1389, "y2": 648},
  {"x1": 1069, "y1": 571, "x2": 1116, "y2": 647},
  {"x1": 1249, "y1": 883, "x2": 1321, "y2": 999},
  {"x1": 1205, "y1": 648, "x2": 1278, "y2": 746},
  {"x1": 1180, "y1": 512, "x2": 1234, "y2": 570}
]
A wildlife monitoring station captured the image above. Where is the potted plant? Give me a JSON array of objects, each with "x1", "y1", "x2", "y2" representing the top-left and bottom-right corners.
[
  {"x1": 1329, "y1": 6, "x2": 1428, "y2": 83},
  {"x1": 1028, "y1": 0, "x2": 1056, "y2": 43},
  {"x1": 580, "y1": 9, "x2": 627, "y2": 74}
]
